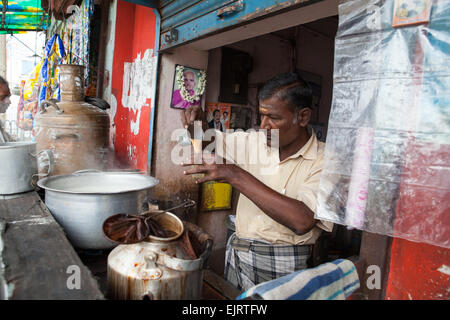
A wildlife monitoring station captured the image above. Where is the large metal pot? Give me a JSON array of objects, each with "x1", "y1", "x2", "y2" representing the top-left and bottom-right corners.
[
  {"x1": 34, "y1": 65, "x2": 110, "y2": 177},
  {"x1": 37, "y1": 171, "x2": 159, "y2": 249},
  {"x1": 0, "y1": 142, "x2": 38, "y2": 195},
  {"x1": 107, "y1": 216, "x2": 213, "y2": 300}
]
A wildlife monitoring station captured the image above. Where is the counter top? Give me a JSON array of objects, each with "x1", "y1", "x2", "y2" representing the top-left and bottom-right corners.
[{"x1": 0, "y1": 191, "x2": 104, "y2": 299}]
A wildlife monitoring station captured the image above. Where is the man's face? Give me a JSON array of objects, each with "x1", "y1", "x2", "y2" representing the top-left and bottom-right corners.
[
  {"x1": 259, "y1": 95, "x2": 303, "y2": 148},
  {"x1": 184, "y1": 72, "x2": 196, "y2": 91},
  {"x1": 0, "y1": 84, "x2": 11, "y2": 114},
  {"x1": 214, "y1": 112, "x2": 221, "y2": 122}
]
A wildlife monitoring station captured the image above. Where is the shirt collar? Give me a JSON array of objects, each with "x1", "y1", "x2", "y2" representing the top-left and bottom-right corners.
[{"x1": 280, "y1": 126, "x2": 319, "y2": 163}]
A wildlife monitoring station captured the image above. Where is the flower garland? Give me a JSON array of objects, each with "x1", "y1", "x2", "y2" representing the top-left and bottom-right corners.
[{"x1": 176, "y1": 65, "x2": 207, "y2": 104}]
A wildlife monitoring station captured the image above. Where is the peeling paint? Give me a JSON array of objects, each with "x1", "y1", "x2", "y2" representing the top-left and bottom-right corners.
[
  {"x1": 102, "y1": 0, "x2": 118, "y2": 101},
  {"x1": 121, "y1": 49, "x2": 156, "y2": 136},
  {"x1": 109, "y1": 94, "x2": 118, "y2": 148},
  {"x1": 437, "y1": 265, "x2": 450, "y2": 276},
  {"x1": 127, "y1": 144, "x2": 138, "y2": 167}
]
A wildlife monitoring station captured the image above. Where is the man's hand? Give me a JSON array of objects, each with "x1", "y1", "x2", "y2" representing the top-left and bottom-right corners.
[
  {"x1": 180, "y1": 153, "x2": 317, "y2": 235},
  {"x1": 181, "y1": 153, "x2": 242, "y2": 184},
  {"x1": 180, "y1": 105, "x2": 205, "y2": 128}
]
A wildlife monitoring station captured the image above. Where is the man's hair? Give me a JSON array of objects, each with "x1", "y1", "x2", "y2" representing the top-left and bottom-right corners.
[
  {"x1": 213, "y1": 109, "x2": 220, "y2": 116},
  {"x1": 0, "y1": 76, "x2": 8, "y2": 87},
  {"x1": 258, "y1": 72, "x2": 313, "y2": 111}
]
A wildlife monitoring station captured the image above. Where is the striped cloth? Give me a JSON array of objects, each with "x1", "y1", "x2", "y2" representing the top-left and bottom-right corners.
[
  {"x1": 224, "y1": 233, "x2": 312, "y2": 292},
  {"x1": 237, "y1": 258, "x2": 360, "y2": 300}
]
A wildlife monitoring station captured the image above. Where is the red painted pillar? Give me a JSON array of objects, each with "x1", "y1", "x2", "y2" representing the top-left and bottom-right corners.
[
  {"x1": 110, "y1": 0, "x2": 156, "y2": 172},
  {"x1": 386, "y1": 239, "x2": 449, "y2": 300},
  {"x1": 385, "y1": 140, "x2": 450, "y2": 299}
]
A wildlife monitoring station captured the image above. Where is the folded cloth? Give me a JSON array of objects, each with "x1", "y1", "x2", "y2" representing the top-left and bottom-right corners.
[{"x1": 237, "y1": 259, "x2": 360, "y2": 300}]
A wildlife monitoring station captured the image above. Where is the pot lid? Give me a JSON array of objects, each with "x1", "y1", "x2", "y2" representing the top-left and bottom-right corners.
[
  {"x1": 37, "y1": 171, "x2": 159, "y2": 194},
  {"x1": 34, "y1": 100, "x2": 109, "y2": 126},
  {"x1": 0, "y1": 142, "x2": 36, "y2": 149}
]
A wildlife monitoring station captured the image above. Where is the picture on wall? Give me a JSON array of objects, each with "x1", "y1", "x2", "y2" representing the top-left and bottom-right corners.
[
  {"x1": 206, "y1": 102, "x2": 231, "y2": 132},
  {"x1": 170, "y1": 65, "x2": 207, "y2": 110},
  {"x1": 392, "y1": 0, "x2": 431, "y2": 27}
]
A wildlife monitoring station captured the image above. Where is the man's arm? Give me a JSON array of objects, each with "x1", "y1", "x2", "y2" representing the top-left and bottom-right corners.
[{"x1": 182, "y1": 160, "x2": 318, "y2": 235}]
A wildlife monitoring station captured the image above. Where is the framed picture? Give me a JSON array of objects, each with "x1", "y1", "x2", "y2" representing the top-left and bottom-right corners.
[
  {"x1": 206, "y1": 102, "x2": 231, "y2": 132},
  {"x1": 170, "y1": 65, "x2": 207, "y2": 110},
  {"x1": 392, "y1": 0, "x2": 431, "y2": 28}
]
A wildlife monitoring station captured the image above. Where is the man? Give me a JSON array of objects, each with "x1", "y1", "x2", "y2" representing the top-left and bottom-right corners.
[
  {"x1": 208, "y1": 109, "x2": 224, "y2": 132},
  {"x1": 220, "y1": 111, "x2": 229, "y2": 129},
  {"x1": 171, "y1": 70, "x2": 201, "y2": 110},
  {"x1": 0, "y1": 76, "x2": 13, "y2": 142},
  {"x1": 180, "y1": 72, "x2": 332, "y2": 291}
]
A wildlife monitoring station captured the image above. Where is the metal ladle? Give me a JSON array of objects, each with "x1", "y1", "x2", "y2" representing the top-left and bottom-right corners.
[{"x1": 102, "y1": 200, "x2": 196, "y2": 244}]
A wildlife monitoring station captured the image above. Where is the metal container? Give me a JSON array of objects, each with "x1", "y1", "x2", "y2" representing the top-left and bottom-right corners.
[
  {"x1": 37, "y1": 171, "x2": 159, "y2": 249},
  {"x1": 107, "y1": 215, "x2": 212, "y2": 300},
  {"x1": 34, "y1": 64, "x2": 110, "y2": 177},
  {"x1": 0, "y1": 142, "x2": 37, "y2": 195}
]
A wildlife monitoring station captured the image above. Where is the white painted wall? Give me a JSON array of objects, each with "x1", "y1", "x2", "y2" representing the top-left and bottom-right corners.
[
  {"x1": 102, "y1": 0, "x2": 117, "y2": 105},
  {"x1": 101, "y1": 0, "x2": 117, "y2": 148},
  {"x1": 0, "y1": 35, "x2": 6, "y2": 78}
]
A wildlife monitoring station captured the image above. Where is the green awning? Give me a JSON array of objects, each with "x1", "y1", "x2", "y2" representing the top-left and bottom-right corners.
[{"x1": 0, "y1": 0, "x2": 48, "y2": 34}]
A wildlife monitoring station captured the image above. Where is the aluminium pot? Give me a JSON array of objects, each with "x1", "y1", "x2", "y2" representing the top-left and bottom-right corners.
[
  {"x1": 0, "y1": 142, "x2": 38, "y2": 195},
  {"x1": 37, "y1": 171, "x2": 159, "y2": 249},
  {"x1": 107, "y1": 216, "x2": 213, "y2": 300}
]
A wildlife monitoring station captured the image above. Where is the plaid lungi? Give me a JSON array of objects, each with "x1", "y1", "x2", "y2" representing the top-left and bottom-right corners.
[{"x1": 224, "y1": 233, "x2": 312, "y2": 292}]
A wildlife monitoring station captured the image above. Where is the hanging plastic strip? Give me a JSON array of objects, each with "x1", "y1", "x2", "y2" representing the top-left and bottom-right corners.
[
  {"x1": 315, "y1": 0, "x2": 450, "y2": 248},
  {"x1": 39, "y1": 34, "x2": 66, "y2": 104}
]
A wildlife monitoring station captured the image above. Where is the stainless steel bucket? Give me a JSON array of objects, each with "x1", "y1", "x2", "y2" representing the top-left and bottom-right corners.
[
  {"x1": 37, "y1": 171, "x2": 159, "y2": 249},
  {"x1": 0, "y1": 142, "x2": 37, "y2": 195}
]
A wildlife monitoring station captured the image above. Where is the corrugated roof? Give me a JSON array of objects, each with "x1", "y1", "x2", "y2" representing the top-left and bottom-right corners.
[{"x1": 0, "y1": 0, "x2": 48, "y2": 34}]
